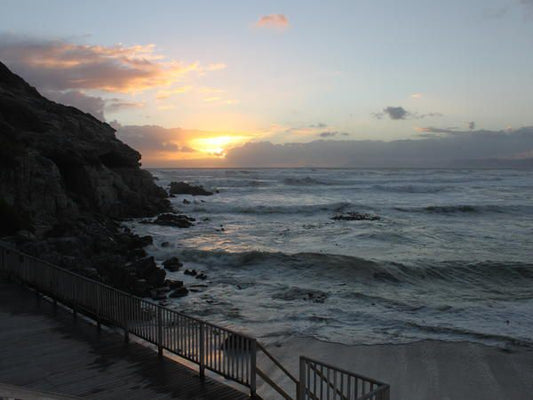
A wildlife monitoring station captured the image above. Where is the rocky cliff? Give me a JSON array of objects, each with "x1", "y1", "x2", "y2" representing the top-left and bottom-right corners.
[
  {"x1": 0, "y1": 61, "x2": 169, "y2": 235},
  {"x1": 0, "y1": 62, "x2": 172, "y2": 295}
]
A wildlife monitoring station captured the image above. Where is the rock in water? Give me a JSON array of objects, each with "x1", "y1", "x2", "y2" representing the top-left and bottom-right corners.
[
  {"x1": 162, "y1": 256, "x2": 182, "y2": 271},
  {"x1": 169, "y1": 181, "x2": 213, "y2": 196},
  {"x1": 143, "y1": 213, "x2": 195, "y2": 228},
  {"x1": 331, "y1": 212, "x2": 380, "y2": 221}
]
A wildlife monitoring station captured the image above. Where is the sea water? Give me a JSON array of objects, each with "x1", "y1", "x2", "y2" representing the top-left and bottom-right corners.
[{"x1": 128, "y1": 168, "x2": 533, "y2": 348}]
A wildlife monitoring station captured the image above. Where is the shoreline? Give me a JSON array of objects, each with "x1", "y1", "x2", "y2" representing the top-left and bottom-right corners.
[{"x1": 259, "y1": 336, "x2": 533, "y2": 400}]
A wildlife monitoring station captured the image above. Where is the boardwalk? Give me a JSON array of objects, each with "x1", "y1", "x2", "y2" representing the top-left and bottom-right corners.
[{"x1": 0, "y1": 279, "x2": 251, "y2": 400}]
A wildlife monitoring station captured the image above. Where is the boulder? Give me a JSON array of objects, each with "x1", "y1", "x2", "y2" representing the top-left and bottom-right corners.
[
  {"x1": 169, "y1": 287, "x2": 189, "y2": 298},
  {"x1": 162, "y1": 256, "x2": 182, "y2": 272},
  {"x1": 169, "y1": 181, "x2": 213, "y2": 196},
  {"x1": 143, "y1": 213, "x2": 195, "y2": 228}
]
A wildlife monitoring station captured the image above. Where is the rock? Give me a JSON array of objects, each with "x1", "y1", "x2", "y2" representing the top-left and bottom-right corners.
[
  {"x1": 195, "y1": 273, "x2": 207, "y2": 280},
  {"x1": 150, "y1": 288, "x2": 169, "y2": 300},
  {"x1": 169, "y1": 181, "x2": 213, "y2": 196},
  {"x1": 126, "y1": 256, "x2": 166, "y2": 287},
  {"x1": 169, "y1": 287, "x2": 189, "y2": 298},
  {"x1": 143, "y1": 213, "x2": 195, "y2": 228},
  {"x1": 165, "y1": 279, "x2": 184, "y2": 289},
  {"x1": 161, "y1": 241, "x2": 170, "y2": 247},
  {"x1": 183, "y1": 199, "x2": 191, "y2": 204},
  {"x1": 162, "y1": 256, "x2": 182, "y2": 272},
  {"x1": 331, "y1": 212, "x2": 380, "y2": 221},
  {"x1": 0, "y1": 62, "x2": 173, "y2": 298},
  {"x1": 184, "y1": 269, "x2": 197, "y2": 276}
]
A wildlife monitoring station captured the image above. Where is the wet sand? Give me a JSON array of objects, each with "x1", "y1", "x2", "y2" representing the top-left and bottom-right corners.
[{"x1": 258, "y1": 336, "x2": 533, "y2": 400}]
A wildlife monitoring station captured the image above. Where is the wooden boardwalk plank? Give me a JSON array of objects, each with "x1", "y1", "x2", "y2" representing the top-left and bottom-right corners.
[{"x1": 0, "y1": 279, "x2": 251, "y2": 400}]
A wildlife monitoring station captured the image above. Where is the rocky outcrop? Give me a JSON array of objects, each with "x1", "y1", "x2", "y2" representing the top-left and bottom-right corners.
[
  {"x1": 169, "y1": 181, "x2": 213, "y2": 196},
  {"x1": 142, "y1": 213, "x2": 195, "y2": 228},
  {"x1": 0, "y1": 61, "x2": 170, "y2": 236},
  {"x1": 0, "y1": 62, "x2": 172, "y2": 294}
]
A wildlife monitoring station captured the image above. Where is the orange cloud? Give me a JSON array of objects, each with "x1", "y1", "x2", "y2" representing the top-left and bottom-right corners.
[
  {"x1": 0, "y1": 35, "x2": 225, "y2": 93},
  {"x1": 156, "y1": 86, "x2": 192, "y2": 99},
  {"x1": 255, "y1": 14, "x2": 289, "y2": 29}
]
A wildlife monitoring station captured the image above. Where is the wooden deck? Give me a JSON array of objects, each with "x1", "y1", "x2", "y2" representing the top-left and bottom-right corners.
[{"x1": 0, "y1": 279, "x2": 251, "y2": 400}]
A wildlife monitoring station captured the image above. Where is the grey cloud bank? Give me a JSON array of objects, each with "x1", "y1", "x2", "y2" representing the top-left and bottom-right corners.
[{"x1": 222, "y1": 128, "x2": 533, "y2": 168}]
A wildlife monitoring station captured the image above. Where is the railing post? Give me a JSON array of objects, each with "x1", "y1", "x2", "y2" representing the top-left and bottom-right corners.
[
  {"x1": 96, "y1": 284, "x2": 101, "y2": 332},
  {"x1": 122, "y1": 296, "x2": 129, "y2": 343},
  {"x1": 157, "y1": 307, "x2": 163, "y2": 357},
  {"x1": 250, "y1": 338, "x2": 257, "y2": 398},
  {"x1": 199, "y1": 322, "x2": 205, "y2": 378},
  {"x1": 298, "y1": 357, "x2": 306, "y2": 400}
]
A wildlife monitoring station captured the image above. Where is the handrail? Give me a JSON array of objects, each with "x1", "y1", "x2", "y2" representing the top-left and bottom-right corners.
[
  {"x1": 0, "y1": 241, "x2": 391, "y2": 400},
  {"x1": 0, "y1": 242, "x2": 256, "y2": 396},
  {"x1": 307, "y1": 362, "x2": 349, "y2": 400},
  {"x1": 299, "y1": 357, "x2": 390, "y2": 400},
  {"x1": 257, "y1": 342, "x2": 299, "y2": 383},
  {"x1": 256, "y1": 367, "x2": 294, "y2": 400}
]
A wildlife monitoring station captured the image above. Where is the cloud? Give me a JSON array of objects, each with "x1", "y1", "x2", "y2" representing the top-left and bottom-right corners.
[
  {"x1": 380, "y1": 106, "x2": 409, "y2": 120},
  {"x1": 105, "y1": 99, "x2": 145, "y2": 113},
  {"x1": 156, "y1": 86, "x2": 192, "y2": 99},
  {"x1": 45, "y1": 90, "x2": 106, "y2": 120},
  {"x1": 0, "y1": 34, "x2": 224, "y2": 93},
  {"x1": 374, "y1": 106, "x2": 443, "y2": 120},
  {"x1": 117, "y1": 125, "x2": 182, "y2": 153},
  {"x1": 223, "y1": 127, "x2": 533, "y2": 168},
  {"x1": 318, "y1": 131, "x2": 349, "y2": 138},
  {"x1": 255, "y1": 14, "x2": 290, "y2": 30}
]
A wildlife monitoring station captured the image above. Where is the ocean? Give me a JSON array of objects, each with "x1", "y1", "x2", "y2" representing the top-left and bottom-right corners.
[{"x1": 128, "y1": 168, "x2": 533, "y2": 348}]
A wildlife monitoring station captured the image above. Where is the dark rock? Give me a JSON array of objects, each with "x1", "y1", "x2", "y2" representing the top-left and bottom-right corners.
[
  {"x1": 0, "y1": 62, "x2": 173, "y2": 298},
  {"x1": 169, "y1": 287, "x2": 189, "y2": 298},
  {"x1": 169, "y1": 181, "x2": 213, "y2": 196},
  {"x1": 196, "y1": 273, "x2": 207, "y2": 280},
  {"x1": 126, "y1": 256, "x2": 166, "y2": 287},
  {"x1": 142, "y1": 213, "x2": 195, "y2": 228},
  {"x1": 161, "y1": 241, "x2": 170, "y2": 247},
  {"x1": 162, "y1": 256, "x2": 182, "y2": 272},
  {"x1": 331, "y1": 212, "x2": 380, "y2": 221},
  {"x1": 184, "y1": 269, "x2": 197, "y2": 276},
  {"x1": 165, "y1": 279, "x2": 184, "y2": 289},
  {"x1": 183, "y1": 199, "x2": 191, "y2": 204}
]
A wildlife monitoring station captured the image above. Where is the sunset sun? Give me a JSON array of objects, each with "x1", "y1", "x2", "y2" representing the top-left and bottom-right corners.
[{"x1": 190, "y1": 135, "x2": 249, "y2": 156}]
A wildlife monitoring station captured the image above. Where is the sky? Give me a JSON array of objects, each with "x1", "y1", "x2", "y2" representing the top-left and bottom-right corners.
[{"x1": 1, "y1": 0, "x2": 532, "y2": 167}]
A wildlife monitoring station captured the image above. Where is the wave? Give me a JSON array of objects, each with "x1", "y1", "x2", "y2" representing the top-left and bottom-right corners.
[
  {"x1": 406, "y1": 321, "x2": 533, "y2": 348},
  {"x1": 282, "y1": 176, "x2": 336, "y2": 186},
  {"x1": 175, "y1": 248, "x2": 533, "y2": 286},
  {"x1": 373, "y1": 184, "x2": 450, "y2": 193},
  {"x1": 395, "y1": 204, "x2": 533, "y2": 215},
  {"x1": 192, "y1": 201, "x2": 365, "y2": 215}
]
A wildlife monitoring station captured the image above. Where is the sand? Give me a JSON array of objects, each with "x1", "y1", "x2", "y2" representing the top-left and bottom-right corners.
[{"x1": 256, "y1": 337, "x2": 533, "y2": 400}]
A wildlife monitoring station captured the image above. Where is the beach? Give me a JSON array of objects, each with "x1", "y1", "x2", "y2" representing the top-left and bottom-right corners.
[{"x1": 258, "y1": 337, "x2": 533, "y2": 400}]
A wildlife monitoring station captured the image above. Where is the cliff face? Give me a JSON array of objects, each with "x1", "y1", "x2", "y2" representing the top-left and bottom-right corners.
[{"x1": 0, "y1": 62, "x2": 169, "y2": 235}]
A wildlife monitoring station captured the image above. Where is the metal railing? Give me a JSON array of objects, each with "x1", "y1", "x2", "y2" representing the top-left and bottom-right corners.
[
  {"x1": 0, "y1": 242, "x2": 390, "y2": 400},
  {"x1": 0, "y1": 243, "x2": 256, "y2": 395},
  {"x1": 299, "y1": 357, "x2": 390, "y2": 400}
]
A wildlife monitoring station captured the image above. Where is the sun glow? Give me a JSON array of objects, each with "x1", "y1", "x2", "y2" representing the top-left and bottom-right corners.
[{"x1": 190, "y1": 135, "x2": 249, "y2": 157}]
